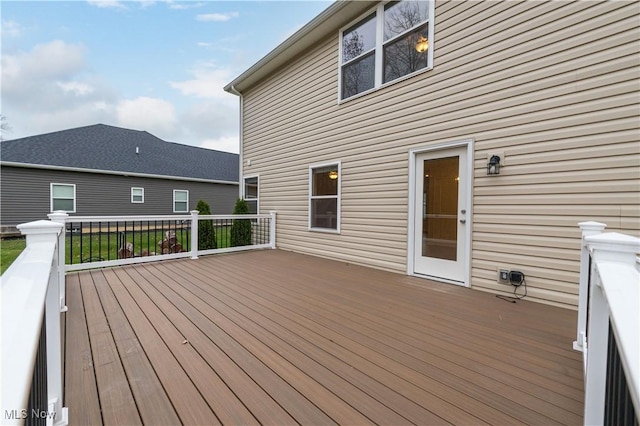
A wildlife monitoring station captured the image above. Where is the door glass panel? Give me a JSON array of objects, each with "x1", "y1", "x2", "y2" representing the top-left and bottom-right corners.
[{"x1": 422, "y1": 156, "x2": 458, "y2": 261}]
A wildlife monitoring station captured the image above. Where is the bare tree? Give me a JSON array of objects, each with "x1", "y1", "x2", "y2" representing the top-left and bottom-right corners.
[{"x1": 0, "y1": 115, "x2": 11, "y2": 141}]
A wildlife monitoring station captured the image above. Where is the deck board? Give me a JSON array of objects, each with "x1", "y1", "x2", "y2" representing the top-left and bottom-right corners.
[
  {"x1": 78, "y1": 272, "x2": 141, "y2": 425},
  {"x1": 65, "y1": 249, "x2": 584, "y2": 425},
  {"x1": 64, "y1": 274, "x2": 102, "y2": 426},
  {"x1": 91, "y1": 270, "x2": 182, "y2": 425}
]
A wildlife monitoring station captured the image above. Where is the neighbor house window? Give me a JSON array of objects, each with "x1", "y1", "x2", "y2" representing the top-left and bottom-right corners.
[
  {"x1": 243, "y1": 175, "x2": 259, "y2": 214},
  {"x1": 51, "y1": 183, "x2": 76, "y2": 213},
  {"x1": 173, "y1": 190, "x2": 189, "y2": 213},
  {"x1": 131, "y1": 187, "x2": 144, "y2": 203},
  {"x1": 309, "y1": 163, "x2": 341, "y2": 232},
  {"x1": 340, "y1": 0, "x2": 434, "y2": 100}
]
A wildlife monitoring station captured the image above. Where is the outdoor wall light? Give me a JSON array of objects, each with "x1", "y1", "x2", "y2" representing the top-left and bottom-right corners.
[
  {"x1": 328, "y1": 170, "x2": 338, "y2": 180},
  {"x1": 415, "y1": 36, "x2": 429, "y2": 53},
  {"x1": 487, "y1": 155, "x2": 501, "y2": 175}
]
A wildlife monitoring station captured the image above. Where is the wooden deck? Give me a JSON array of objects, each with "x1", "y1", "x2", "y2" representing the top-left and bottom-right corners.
[{"x1": 63, "y1": 249, "x2": 584, "y2": 425}]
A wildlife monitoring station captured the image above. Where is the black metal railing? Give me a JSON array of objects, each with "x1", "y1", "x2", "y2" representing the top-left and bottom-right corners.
[
  {"x1": 63, "y1": 215, "x2": 272, "y2": 266},
  {"x1": 605, "y1": 322, "x2": 638, "y2": 426},
  {"x1": 26, "y1": 315, "x2": 47, "y2": 426},
  {"x1": 65, "y1": 219, "x2": 191, "y2": 265},
  {"x1": 197, "y1": 216, "x2": 271, "y2": 251}
]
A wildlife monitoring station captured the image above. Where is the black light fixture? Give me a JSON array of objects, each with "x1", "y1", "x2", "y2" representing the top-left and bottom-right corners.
[{"x1": 487, "y1": 155, "x2": 501, "y2": 175}]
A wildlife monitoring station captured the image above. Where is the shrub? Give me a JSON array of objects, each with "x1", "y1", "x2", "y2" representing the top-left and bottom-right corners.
[
  {"x1": 230, "y1": 198, "x2": 252, "y2": 247},
  {"x1": 196, "y1": 199, "x2": 217, "y2": 250}
]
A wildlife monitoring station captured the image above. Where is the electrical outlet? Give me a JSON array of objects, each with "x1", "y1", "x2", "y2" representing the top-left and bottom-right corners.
[{"x1": 499, "y1": 269, "x2": 509, "y2": 283}]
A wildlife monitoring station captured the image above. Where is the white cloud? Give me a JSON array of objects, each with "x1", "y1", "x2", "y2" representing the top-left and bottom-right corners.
[
  {"x1": 168, "y1": 2, "x2": 204, "y2": 10},
  {"x1": 57, "y1": 81, "x2": 95, "y2": 96},
  {"x1": 169, "y1": 62, "x2": 235, "y2": 100},
  {"x1": 200, "y1": 136, "x2": 239, "y2": 154},
  {"x1": 4, "y1": 40, "x2": 85, "y2": 81},
  {"x1": 196, "y1": 12, "x2": 239, "y2": 22},
  {"x1": 2, "y1": 40, "x2": 90, "y2": 110},
  {"x1": 116, "y1": 96, "x2": 178, "y2": 137},
  {"x1": 86, "y1": 0, "x2": 128, "y2": 9},
  {"x1": 1, "y1": 20, "x2": 24, "y2": 38}
]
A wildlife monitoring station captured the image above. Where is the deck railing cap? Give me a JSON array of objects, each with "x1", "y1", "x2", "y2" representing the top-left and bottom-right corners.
[
  {"x1": 48, "y1": 211, "x2": 70, "y2": 223},
  {"x1": 17, "y1": 220, "x2": 64, "y2": 238},
  {"x1": 585, "y1": 232, "x2": 640, "y2": 254},
  {"x1": 578, "y1": 221, "x2": 607, "y2": 232}
]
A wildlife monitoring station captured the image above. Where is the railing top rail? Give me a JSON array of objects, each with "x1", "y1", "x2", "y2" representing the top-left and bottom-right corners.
[
  {"x1": 1, "y1": 239, "x2": 57, "y2": 419},
  {"x1": 65, "y1": 214, "x2": 192, "y2": 222},
  {"x1": 64, "y1": 213, "x2": 274, "y2": 223},
  {"x1": 198, "y1": 214, "x2": 274, "y2": 220},
  {"x1": 597, "y1": 261, "x2": 639, "y2": 408}
]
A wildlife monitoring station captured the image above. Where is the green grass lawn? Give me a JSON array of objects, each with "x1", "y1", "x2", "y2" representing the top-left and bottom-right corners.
[{"x1": 1, "y1": 238, "x2": 27, "y2": 275}]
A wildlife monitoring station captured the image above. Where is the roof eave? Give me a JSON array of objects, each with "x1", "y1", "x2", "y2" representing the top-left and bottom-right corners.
[
  {"x1": 224, "y1": 0, "x2": 377, "y2": 94},
  {"x1": 0, "y1": 161, "x2": 239, "y2": 185}
]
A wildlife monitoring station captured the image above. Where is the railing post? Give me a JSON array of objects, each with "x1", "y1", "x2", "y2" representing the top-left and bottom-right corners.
[
  {"x1": 48, "y1": 211, "x2": 69, "y2": 312},
  {"x1": 269, "y1": 211, "x2": 277, "y2": 249},
  {"x1": 190, "y1": 210, "x2": 199, "y2": 259},
  {"x1": 45, "y1": 246, "x2": 69, "y2": 426},
  {"x1": 583, "y1": 232, "x2": 640, "y2": 426},
  {"x1": 575, "y1": 221, "x2": 606, "y2": 352}
]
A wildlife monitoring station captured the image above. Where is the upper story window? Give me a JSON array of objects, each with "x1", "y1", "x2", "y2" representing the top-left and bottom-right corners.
[
  {"x1": 51, "y1": 183, "x2": 76, "y2": 213},
  {"x1": 131, "y1": 187, "x2": 144, "y2": 203},
  {"x1": 340, "y1": 0, "x2": 434, "y2": 100}
]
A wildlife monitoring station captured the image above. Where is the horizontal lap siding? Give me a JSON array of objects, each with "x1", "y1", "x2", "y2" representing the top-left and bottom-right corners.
[
  {"x1": 0, "y1": 167, "x2": 239, "y2": 225},
  {"x1": 241, "y1": 0, "x2": 640, "y2": 308}
]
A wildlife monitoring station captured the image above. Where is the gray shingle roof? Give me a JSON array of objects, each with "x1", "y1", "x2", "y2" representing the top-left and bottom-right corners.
[{"x1": 0, "y1": 124, "x2": 238, "y2": 183}]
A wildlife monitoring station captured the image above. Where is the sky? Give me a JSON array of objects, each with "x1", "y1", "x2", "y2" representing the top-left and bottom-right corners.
[{"x1": 0, "y1": 0, "x2": 332, "y2": 153}]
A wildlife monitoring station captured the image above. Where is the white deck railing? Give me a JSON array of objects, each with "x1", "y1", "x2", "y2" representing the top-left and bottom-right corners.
[
  {"x1": 1, "y1": 220, "x2": 68, "y2": 426},
  {"x1": 51, "y1": 210, "x2": 277, "y2": 273},
  {"x1": 575, "y1": 222, "x2": 639, "y2": 425}
]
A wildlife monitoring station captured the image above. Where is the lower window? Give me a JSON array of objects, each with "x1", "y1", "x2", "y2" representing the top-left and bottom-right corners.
[
  {"x1": 173, "y1": 189, "x2": 189, "y2": 213},
  {"x1": 51, "y1": 183, "x2": 76, "y2": 212},
  {"x1": 309, "y1": 163, "x2": 340, "y2": 232},
  {"x1": 243, "y1": 175, "x2": 258, "y2": 214},
  {"x1": 131, "y1": 187, "x2": 144, "y2": 203}
]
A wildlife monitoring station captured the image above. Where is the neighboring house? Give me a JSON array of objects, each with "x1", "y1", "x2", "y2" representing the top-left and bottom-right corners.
[
  {"x1": 224, "y1": 0, "x2": 639, "y2": 308},
  {"x1": 0, "y1": 124, "x2": 239, "y2": 231}
]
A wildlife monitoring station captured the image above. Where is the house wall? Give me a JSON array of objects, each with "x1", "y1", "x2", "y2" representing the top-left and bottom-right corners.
[
  {"x1": 240, "y1": 0, "x2": 639, "y2": 308},
  {"x1": 0, "y1": 166, "x2": 239, "y2": 226}
]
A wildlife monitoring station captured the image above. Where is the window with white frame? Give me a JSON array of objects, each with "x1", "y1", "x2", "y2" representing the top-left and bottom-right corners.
[
  {"x1": 51, "y1": 183, "x2": 76, "y2": 212},
  {"x1": 173, "y1": 189, "x2": 189, "y2": 213},
  {"x1": 243, "y1": 175, "x2": 259, "y2": 214},
  {"x1": 131, "y1": 187, "x2": 144, "y2": 203},
  {"x1": 309, "y1": 163, "x2": 340, "y2": 232},
  {"x1": 340, "y1": 0, "x2": 433, "y2": 100}
]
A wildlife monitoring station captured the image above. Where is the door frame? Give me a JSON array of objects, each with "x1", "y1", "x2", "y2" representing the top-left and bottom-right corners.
[{"x1": 407, "y1": 139, "x2": 474, "y2": 287}]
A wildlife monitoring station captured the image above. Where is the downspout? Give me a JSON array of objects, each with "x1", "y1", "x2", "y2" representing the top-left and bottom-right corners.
[{"x1": 228, "y1": 85, "x2": 244, "y2": 200}]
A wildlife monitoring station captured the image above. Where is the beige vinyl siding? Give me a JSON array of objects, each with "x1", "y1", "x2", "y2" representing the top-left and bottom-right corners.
[{"x1": 241, "y1": 0, "x2": 639, "y2": 309}]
